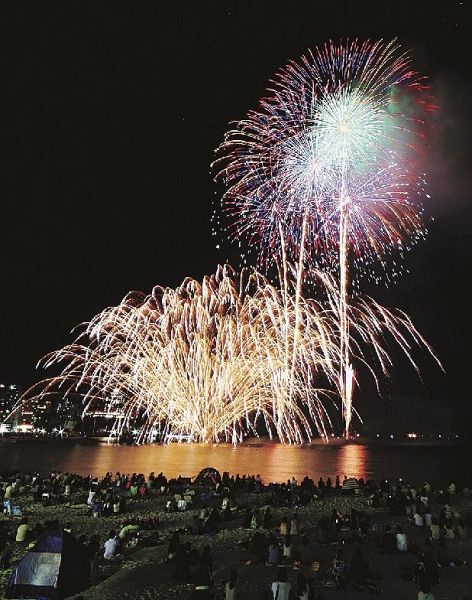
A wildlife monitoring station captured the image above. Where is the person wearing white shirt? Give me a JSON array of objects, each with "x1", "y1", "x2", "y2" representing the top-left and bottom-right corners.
[
  {"x1": 414, "y1": 512, "x2": 425, "y2": 527},
  {"x1": 396, "y1": 525, "x2": 408, "y2": 552},
  {"x1": 271, "y1": 567, "x2": 291, "y2": 600},
  {"x1": 283, "y1": 535, "x2": 293, "y2": 560},
  {"x1": 104, "y1": 530, "x2": 119, "y2": 560},
  {"x1": 87, "y1": 489, "x2": 96, "y2": 507}
]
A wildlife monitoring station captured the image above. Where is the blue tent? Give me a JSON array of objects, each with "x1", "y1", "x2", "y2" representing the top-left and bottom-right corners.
[{"x1": 5, "y1": 530, "x2": 89, "y2": 599}]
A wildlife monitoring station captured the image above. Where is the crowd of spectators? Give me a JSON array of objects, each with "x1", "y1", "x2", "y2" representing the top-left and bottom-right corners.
[{"x1": 0, "y1": 468, "x2": 471, "y2": 599}]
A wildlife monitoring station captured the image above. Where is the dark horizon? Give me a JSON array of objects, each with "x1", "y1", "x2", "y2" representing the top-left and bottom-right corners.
[{"x1": 1, "y1": 1, "x2": 471, "y2": 431}]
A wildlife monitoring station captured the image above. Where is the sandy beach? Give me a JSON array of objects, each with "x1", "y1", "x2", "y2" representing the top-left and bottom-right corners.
[{"x1": 1, "y1": 476, "x2": 472, "y2": 600}]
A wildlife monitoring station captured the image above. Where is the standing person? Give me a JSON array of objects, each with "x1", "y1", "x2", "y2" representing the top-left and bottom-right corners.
[
  {"x1": 271, "y1": 567, "x2": 291, "y2": 600},
  {"x1": 225, "y1": 570, "x2": 239, "y2": 600}
]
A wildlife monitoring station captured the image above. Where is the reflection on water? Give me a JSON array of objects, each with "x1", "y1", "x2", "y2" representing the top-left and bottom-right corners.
[
  {"x1": 337, "y1": 444, "x2": 367, "y2": 479},
  {"x1": 0, "y1": 441, "x2": 468, "y2": 486}
]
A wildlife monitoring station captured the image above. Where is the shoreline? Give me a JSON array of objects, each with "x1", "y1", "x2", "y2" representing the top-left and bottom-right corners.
[{"x1": 0, "y1": 435, "x2": 467, "y2": 448}]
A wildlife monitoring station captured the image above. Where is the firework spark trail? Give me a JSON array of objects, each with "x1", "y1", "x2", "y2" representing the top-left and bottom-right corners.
[
  {"x1": 14, "y1": 267, "x2": 342, "y2": 443},
  {"x1": 4, "y1": 41, "x2": 440, "y2": 443},
  {"x1": 8, "y1": 265, "x2": 441, "y2": 445},
  {"x1": 213, "y1": 39, "x2": 433, "y2": 275},
  {"x1": 213, "y1": 39, "x2": 436, "y2": 434}
]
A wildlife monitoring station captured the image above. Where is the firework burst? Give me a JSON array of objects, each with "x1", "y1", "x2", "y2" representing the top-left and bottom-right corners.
[
  {"x1": 213, "y1": 38, "x2": 436, "y2": 435},
  {"x1": 5, "y1": 41, "x2": 440, "y2": 444},
  {"x1": 17, "y1": 267, "x2": 341, "y2": 443},
  {"x1": 10, "y1": 265, "x2": 441, "y2": 444},
  {"x1": 213, "y1": 38, "x2": 434, "y2": 277}
]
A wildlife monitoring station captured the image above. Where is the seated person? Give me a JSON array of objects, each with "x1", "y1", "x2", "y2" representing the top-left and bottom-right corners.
[
  {"x1": 413, "y1": 511, "x2": 425, "y2": 527},
  {"x1": 191, "y1": 515, "x2": 203, "y2": 535},
  {"x1": 104, "y1": 530, "x2": 119, "y2": 560},
  {"x1": 119, "y1": 521, "x2": 140, "y2": 541},
  {"x1": 429, "y1": 518, "x2": 441, "y2": 541},
  {"x1": 267, "y1": 539, "x2": 280, "y2": 565},
  {"x1": 396, "y1": 525, "x2": 408, "y2": 552},
  {"x1": 418, "y1": 583, "x2": 435, "y2": 600},
  {"x1": 282, "y1": 534, "x2": 293, "y2": 562},
  {"x1": 444, "y1": 522, "x2": 455, "y2": 541},
  {"x1": 15, "y1": 517, "x2": 30, "y2": 543}
]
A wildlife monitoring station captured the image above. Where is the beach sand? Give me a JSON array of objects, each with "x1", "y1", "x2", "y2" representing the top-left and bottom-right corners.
[{"x1": 1, "y1": 488, "x2": 471, "y2": 599}]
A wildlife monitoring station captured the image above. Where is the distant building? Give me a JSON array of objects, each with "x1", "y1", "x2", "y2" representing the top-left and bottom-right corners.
[
  {"x1": 0, "y1": 383, "x2": 21, "y2": 431},
  {"x1": 55, "y1": 396, "x2": 81, "y2": 430},
  {"x1": 24, "y1": 397, "x2": 54, "y2": 428}
]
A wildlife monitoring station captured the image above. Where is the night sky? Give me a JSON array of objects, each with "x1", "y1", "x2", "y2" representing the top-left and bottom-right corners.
[{"x1": 1, "y1": 1, "x2": 471, "y2": 432}]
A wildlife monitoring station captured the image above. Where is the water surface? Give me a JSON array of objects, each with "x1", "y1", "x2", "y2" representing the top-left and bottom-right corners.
[{"x1": 0, "y1": 440, "x2": 468, "y2": 487}]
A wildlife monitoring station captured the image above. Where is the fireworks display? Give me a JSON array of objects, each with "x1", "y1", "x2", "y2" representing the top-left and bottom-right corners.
[
  {"x1": 19, "y1": 266, "x2": 340, "y2": 444},
  {"x1": 213, "y1": 39, "x2": 437, "y2": 434},
  {"x1": 9, "y1": 39, "x2": 440, "y2": 444},
  {"x1": 213, "y1": 38, "x2": 434, "y2": 279},
  {"x1": 15, "y1": 264, "x2": 440, "y2": 444}
]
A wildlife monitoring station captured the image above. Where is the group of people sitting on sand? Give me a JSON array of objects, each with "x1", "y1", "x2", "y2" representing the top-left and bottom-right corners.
[{"x1": 0, "y1": 467, "x2": 471, "y2": 599}]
